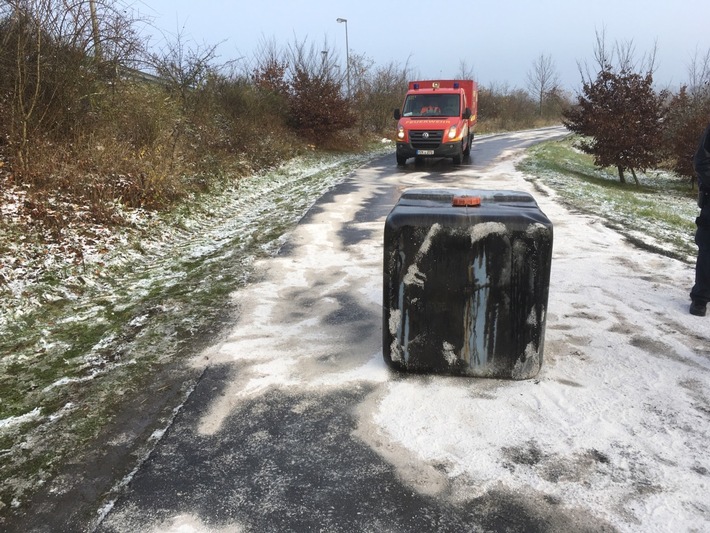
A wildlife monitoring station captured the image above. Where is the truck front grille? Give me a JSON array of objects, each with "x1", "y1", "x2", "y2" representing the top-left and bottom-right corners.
[{"x1": 410, "y1": 130, "x2": 444, "y2": 149}]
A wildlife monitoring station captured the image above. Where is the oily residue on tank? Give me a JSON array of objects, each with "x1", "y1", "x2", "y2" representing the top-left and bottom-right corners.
[{"x1": 383, "y1": 189, "x2": 553, "y2": 380}]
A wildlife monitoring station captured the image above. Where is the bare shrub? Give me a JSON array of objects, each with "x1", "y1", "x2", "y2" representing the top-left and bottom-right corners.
[
  {"x1": 350, "y1": 54, "x2": 410, "y2": 135},
  {"x1": 146, "y1": 25, "x2": 219, "y2": 111},
  {"x1": 285, "y1": 37, "x2": 354, "y2": 143},
  {"x1": 478, "y1": 84, "x2": 538, "y2": 132},
  {"x1": 0, "y1": 0, "x2": 142, "y2": 176}
]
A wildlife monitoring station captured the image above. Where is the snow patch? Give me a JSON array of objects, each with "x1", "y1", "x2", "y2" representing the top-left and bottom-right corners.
[{"x1": 0, "y1": 407, "x2": 42, "y2": 430}]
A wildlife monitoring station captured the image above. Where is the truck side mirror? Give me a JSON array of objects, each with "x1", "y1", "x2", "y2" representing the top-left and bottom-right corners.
[
  {"x1": 393, "y1": 109, "x2": 401, "y2": 120},
  {"x1": 463, "y1": 108, "x2": 472, "y2": 120}
]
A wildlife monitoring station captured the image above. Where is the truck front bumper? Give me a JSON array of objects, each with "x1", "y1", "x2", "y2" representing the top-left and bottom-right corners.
[{"x1": 396, "y1": 141, "x2": 460, "y2": 160}]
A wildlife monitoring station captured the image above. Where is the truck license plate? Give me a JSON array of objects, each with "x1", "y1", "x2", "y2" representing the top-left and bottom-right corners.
[{"x1": 417, "y1": 150, "x2": 434, "y2": 155}]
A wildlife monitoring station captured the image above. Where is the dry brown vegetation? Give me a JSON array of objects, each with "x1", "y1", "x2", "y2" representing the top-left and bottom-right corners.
[
  {"x1": 1, "y1": 3, "x2": 706, "y2": 249},
  {"x1": 0, "y1": 1, "x2": 576, "y2": 245},
  {"x1": 0, "y1": 1, "x2": 399, "y2": 237}
]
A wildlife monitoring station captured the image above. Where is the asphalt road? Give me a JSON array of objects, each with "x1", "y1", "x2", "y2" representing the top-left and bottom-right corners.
[{"x1": 92, "y1": 128, "x2": 586, "y2": 533}]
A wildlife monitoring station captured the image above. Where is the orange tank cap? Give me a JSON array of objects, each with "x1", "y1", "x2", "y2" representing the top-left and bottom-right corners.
[{"x1": 452, "y1": 195, "x2": 481, "y2": 207}]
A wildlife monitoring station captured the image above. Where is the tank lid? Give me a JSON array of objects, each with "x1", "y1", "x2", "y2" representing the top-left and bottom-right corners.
[{"x1": 452, "y1": 195, "x2": 481, "y2": 207}]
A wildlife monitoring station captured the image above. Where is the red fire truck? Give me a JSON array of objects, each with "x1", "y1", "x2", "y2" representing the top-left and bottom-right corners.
[{"x1": 393, "y1": 80, "x2": 478, "y2": 165}]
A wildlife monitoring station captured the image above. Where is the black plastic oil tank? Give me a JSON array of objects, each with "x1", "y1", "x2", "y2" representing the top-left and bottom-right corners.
[{"x1": 383, "y1": 188, "x2": 553, "y2": 379}]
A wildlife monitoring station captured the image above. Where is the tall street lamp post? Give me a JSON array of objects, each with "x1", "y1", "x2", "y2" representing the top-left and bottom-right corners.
[{"x1": 336, "y1": 17, "x2": 350, "y2": 99}]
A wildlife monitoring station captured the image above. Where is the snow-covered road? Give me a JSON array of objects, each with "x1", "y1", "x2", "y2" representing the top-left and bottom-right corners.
[{"x1": 96, "y1": 127, "x2": 709, "y2": 533}]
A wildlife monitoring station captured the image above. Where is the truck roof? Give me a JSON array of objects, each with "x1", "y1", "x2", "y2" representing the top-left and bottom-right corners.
[{"x1": 408, "y1": 80, "x2": 476, "y2": 91}]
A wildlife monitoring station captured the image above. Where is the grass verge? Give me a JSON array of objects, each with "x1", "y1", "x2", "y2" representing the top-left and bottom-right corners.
[
  {"x1": 518, "y1": 135, "x2": 699, "y2": 263},
  {"x1": 0, "y1": 147, "x2": 386, "y2": 524}
]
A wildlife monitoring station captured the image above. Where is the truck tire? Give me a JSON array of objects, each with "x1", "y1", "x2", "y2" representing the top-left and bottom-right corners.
[
  {"x1": 452, "y1": 142, "x2": 463, "y2": 165},
  {"x1": 396, "y1": 155, "x2": 407, "y2": 166},
  {"x1": 463, "y1": 134, "x2": 472, "y2": 157}
]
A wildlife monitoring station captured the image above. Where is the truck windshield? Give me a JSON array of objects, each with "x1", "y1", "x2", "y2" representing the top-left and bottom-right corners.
[{"x1": 402, "y1": 94, "x2": 460, "y2": 117}]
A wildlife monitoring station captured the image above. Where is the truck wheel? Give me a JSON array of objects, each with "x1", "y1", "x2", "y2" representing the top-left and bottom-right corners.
[
  {"x1": 463, "y1": 134, "x2": 472, "y2": 157},
  {"x1": 396, "y1": 155, "x2": 407, "y2": 166},
  {"x1": 452, "y1": 142, "x2": 463, "y2": 164}
]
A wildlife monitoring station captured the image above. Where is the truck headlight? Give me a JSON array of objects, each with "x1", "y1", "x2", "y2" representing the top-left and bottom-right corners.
[
  {"x1": 397, "y1": 126, "x2": 405, "y2": 140},
  {"x1": 448, "y1": 125, "x2": 457, "y2": 140}
]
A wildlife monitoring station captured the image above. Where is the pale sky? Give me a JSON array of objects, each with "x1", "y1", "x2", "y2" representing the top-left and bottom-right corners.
[{"x1": 134, "y1": 0, "x2": 709, "y2": 92}]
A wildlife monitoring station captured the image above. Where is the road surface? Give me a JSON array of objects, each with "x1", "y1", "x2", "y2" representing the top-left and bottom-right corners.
[
  {"x1": 93, "y1": 127, "x2": 625, "y2": 533},
  {"x1": 86, "y1": 125, "x2": 710, "y2": 533}
]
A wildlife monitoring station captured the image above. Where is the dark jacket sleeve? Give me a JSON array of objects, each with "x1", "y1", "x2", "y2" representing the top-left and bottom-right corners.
[{"x1": 694, "y1": 124, "x2": 710, "y2": 190}]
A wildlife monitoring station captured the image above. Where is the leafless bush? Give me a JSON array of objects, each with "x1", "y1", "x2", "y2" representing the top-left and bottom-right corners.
[
  {"x1": 0, "y1": 0, "x2": 143, "y2": 176},
  {"x1": 478, "y1": 83, "x2": 539, "y2": 131},
  {"x1": 285, "y1": 37, "x2": 354, "y2": 142},
  {"x1": 350, "y1": 53, "x2": 410, "y2": 134},
  {"x1": 146, "y1": 25, "x2": 219, "y2": 109}
]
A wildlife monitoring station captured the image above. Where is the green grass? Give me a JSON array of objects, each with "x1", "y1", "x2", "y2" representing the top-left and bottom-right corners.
[
  {"x1": 0, "y1": 149, "x2": 380, "y2": 515},
  {"x1": 518, "y1": 136, "x2": 699, "y2": 262}
]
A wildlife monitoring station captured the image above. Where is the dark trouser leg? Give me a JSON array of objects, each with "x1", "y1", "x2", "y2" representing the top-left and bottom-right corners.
[{"x1": 691, "y1": 215, "x2": 710, "y2": 303}]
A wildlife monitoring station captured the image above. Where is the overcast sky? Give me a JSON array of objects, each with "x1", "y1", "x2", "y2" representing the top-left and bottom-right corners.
[{"x1": 135, "y1": 0, "x2": 709, "y2": 92}]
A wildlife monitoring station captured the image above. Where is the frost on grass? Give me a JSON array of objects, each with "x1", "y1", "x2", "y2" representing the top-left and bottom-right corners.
[
  {"x1": 0, "y1": 408, "x2": 42, "y2": 431},
  {"x1": 518, "y1": 137, "x2": 698, "y2": 263},
  {"x1": 0, "y1": 149, "x2": 380, "y2": 511}
]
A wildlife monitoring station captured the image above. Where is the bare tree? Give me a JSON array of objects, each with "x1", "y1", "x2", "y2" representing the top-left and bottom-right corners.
[
  {"x1": 348, "y1": 53, "x2": 410, "y2": 134},
  {"x1": 88, "y1": 0, "x2": 101, "y2": 62},
  {"x1": 39, "y1": 0, "x2": 142, "y2": 74},
  {"x1": 286, "y1": 36, "x2": 342, "y2": 85},
  {"x1": 526, "y1": 53, "x2": 559, "y2": 116},
  {"x1": 688, "y1": 47, "x2": 710, "y2": 97},
  {"x1": 1, "y1": 0, "x2": 143, "y2": 172},
  {"x1": 456, "y1": 59, "x2": 475, "y2": 80},
  {"x1": 147, "y1": 25, "x2": 221, "y2": 107},
  {"x1": 346, "y1": 51, "x2": 374, "y2": 133},
  {"x1": 5, "y1": 0, "x2": 46, "y2": 171}
]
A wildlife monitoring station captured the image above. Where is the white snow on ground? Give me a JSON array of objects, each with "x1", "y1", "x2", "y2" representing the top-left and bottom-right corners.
[
  {"x1": 146, "y1": 129, "x2": 707, "y2": 533},
  {"x1": 0, "y1": 407, "x2": 42, "y2": 430}
]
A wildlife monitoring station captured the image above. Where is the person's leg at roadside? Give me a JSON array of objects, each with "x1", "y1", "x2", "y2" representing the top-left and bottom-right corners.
[{"x1": 690, "y1": 213, "x2": 710, "y2": 316}]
